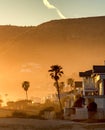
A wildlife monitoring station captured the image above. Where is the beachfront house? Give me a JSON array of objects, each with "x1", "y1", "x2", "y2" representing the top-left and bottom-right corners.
[
  {"x1": 79, "y1": 65, "x2": 105, "y2": 119},
  {"x1": 64, "y1": 65, "x2": 105, "y2": 120}
]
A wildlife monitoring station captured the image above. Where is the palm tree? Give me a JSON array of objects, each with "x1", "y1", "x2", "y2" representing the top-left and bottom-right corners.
[
  {"x1": 48, "y1": 65, "x2": 64, "y2": 111},
  {"x1": 67, "y1": 78, "x2": 74, "y2": 91},
  {"x1": 54, "y1": 81, "x2": 65, "y2": 93},
  {"x1": 22, "y1": 81, "x2": 30, "y2": 100},
  {"x1": 59, "y1": 82, "x2": 65, "y2": 93}
]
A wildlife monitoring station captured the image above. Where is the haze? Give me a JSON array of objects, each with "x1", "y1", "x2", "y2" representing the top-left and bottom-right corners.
[{"x1": 0, "y1": 0, "x2": 105, "y2": 103}]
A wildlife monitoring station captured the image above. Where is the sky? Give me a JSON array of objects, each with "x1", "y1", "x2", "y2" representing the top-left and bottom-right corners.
[
  {"x1": 0, "y1": 0, "x2": 105, "y2": 105},
  {"x1": 0, "y1": 0, "x2": 105, "y2": 26}
]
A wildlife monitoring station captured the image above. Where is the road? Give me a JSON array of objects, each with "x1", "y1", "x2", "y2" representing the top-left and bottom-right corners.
[{"x1": 0, "y1": 118, "x2": 105, "y2": 130}]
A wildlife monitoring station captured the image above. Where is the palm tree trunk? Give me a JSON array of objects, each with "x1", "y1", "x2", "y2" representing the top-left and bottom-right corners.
[
  {"x1": 26, "y1": 91, "x2": 28, "y2": 100},
  {"x1": 56, "y1": 81, "x2": 63, "y2": 112}
]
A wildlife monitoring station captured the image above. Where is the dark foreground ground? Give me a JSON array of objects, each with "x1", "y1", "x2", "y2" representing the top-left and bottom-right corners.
[{"x1": 0, "y1": 118, "x2": 105, "y2": 130}]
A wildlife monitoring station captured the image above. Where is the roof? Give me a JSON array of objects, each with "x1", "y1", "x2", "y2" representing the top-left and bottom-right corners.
[
  {"x1": 79, "y1": 70, "x2": 92, "y2": 77},
  {"x1": 93, "y1": 65, "x2": 105, "y2": 73}
]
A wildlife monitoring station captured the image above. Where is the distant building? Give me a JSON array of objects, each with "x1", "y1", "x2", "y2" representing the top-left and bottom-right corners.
[{"x1": 75, "y1": 81, "x2": 82, "y2": 93}]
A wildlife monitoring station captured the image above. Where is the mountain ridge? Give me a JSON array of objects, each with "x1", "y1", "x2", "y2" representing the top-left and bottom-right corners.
[{"x1": 0, "y1": 16, "x2": 105, "y2": 44}]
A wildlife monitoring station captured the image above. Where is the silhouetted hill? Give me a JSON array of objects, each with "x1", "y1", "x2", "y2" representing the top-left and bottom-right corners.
[
  {"x1": 0, "y1": 16, "x2": 105, "y2": 67},
  {"x1": 0, "y1": 16, "x2": 105, "y2": 43},
  {"x1": 36, "y1": 16, "x2": 105, "y2": 42}
]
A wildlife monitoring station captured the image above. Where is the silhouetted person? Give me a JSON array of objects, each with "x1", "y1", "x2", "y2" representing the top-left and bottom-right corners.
[
  {"x1": 87, "y1": 100, "x2": 97, "y2": 119},
  {"x1": 73, "y1": 96, "x2": 83, "y2": 108},
  {"x1": 87, "y1": 101, "x2": 97, "y2": 112},
  {"x1": 82, "y1": 96, "x2": 85, "y2": 106}
]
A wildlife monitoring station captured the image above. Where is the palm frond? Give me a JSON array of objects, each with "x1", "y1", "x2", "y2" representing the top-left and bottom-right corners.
[{"x1": 22, "y1": 81, "x2": 30, "y2": 91}]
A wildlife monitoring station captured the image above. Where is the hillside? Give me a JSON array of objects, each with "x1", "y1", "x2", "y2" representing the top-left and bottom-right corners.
[
  {"x1": 1, "y1": 16, "x2": 105, "y2": 43},
  {"x1": 0, "y1": 16, "x2": 105, "y2": 57},
  {"x1": 0, "y1": 16, "x2": 105, "y2": 99},
  {"x1": 0, "y1": 16, "x2": 105, "y2": 65}
]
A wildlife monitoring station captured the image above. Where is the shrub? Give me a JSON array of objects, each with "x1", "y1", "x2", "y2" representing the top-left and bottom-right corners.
[{"x1": 12, "y1": 111, "x2": 27, "y2": 118}]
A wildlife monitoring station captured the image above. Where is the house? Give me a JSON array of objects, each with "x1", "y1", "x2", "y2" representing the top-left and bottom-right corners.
[
  {"x1": 92, "y1": 66, "x2": 105, "y2": 96},
  {"x1": 79, "y1": 65, "x2": 105, "y2": 119},
  {"x1": 63, "y1": 81, "x2": 88, "y2": 120},
  {"x1": 79, "y1": 66, "x2": 105, "y2": 97},
  {"x1": 64, "y1": 65, "x2": 105, "y2": 120},
  {"x1": 79, "y1": 70, "x2": 97, "y2": 96}
]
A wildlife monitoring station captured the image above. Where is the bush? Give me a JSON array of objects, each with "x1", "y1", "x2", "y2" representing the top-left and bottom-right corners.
[{"x1": 12, "y1": 111, "x2": 28, "y2": 118}]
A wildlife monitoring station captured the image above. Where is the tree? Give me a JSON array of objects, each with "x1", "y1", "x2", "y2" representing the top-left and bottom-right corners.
[
  {"x1": 67, "y1": 78, "x2": 74, "y2": 91},
  {"x1": 0, "y1": 99, "x2": 3, "y2": 107},
  {"x1": 22, "y1": 81, "x2": 30, "y2": 100},
  {"x1": 48, "y1": 65, "x2": 64, "y2": 112},
  {"x1": 54, "y1": 81, "x2": 65, "y2": 93},
  {"x1": 0, "y1": 95, "x2": 3, "y2": 107}
]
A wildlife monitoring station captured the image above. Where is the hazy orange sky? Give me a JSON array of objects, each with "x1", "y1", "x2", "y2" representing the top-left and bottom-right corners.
[
  {"x1": 0, "y1": 0, "x2": 105, "y2": 104},
  {"x1": 0, "y1": 38, "x2": 105, "y2": 103}
]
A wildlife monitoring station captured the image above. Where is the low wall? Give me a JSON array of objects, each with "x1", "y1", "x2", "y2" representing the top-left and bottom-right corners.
[
  {"x1": 0, "y1": 109, "x2": 13, "y2": 117},
  {"x1": 43, "y1": 111, "x2": 56, "y2": 119},
  {"x1": 70, "y1": 108, "x2": 88, "y2": 120},
  {"x1": 64, "y1": 107, "x2": 105, "y2": 120},
  {"x1": 64, "y1": 107, "x2": 88, "y2": 120},
  {"x1": 0, "y1": 108, "x2": 38, "y2": 117}
]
